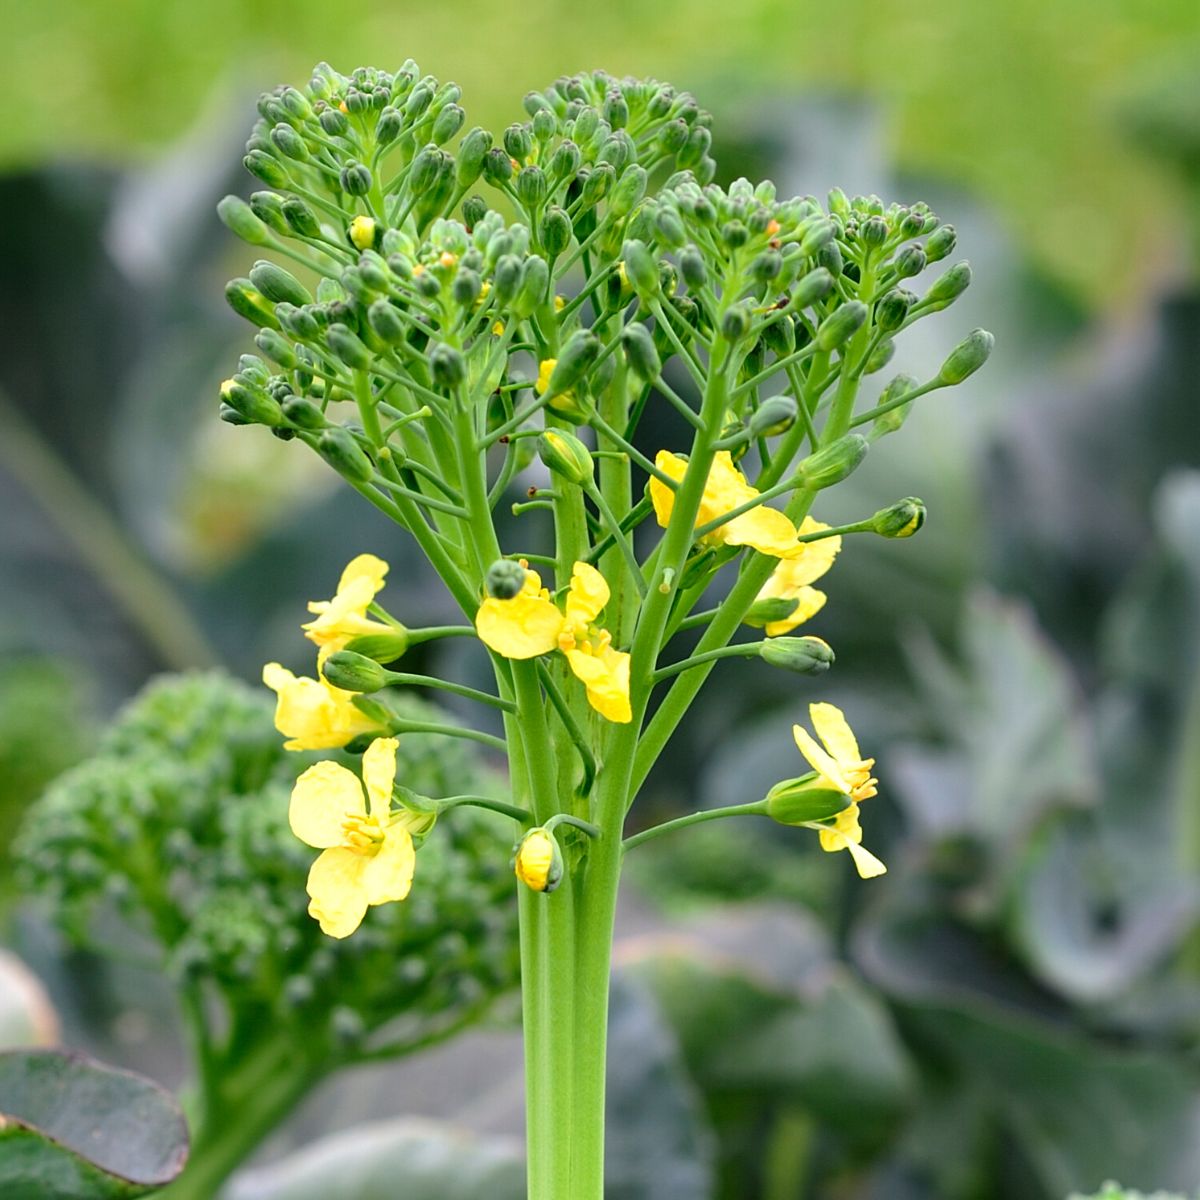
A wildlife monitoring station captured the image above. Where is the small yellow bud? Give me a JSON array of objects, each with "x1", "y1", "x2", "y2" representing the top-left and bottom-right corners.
[
  {"x1": 535, "y1": 359, "x2": 557, "y2": 396},
  {"x1": 349, "y1": 215, "x2": 377, "y2": 251},
  {"x1": 515, "y1": 827, "x2": 563, "y2": 893}
]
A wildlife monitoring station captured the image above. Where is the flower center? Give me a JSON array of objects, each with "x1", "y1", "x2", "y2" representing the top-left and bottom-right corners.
[{"x1": 341, "y1": 812, "x2": 385, "y2": 851}]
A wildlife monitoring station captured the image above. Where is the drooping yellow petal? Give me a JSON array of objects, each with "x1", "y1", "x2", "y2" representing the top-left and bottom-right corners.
[
  {"x1": 289, "y1": 761, "x2": 366, "y2": 848},
  {"x1": 476, "y1": 593, "x2": 564, "y2": 659},
  {"x1": 262, "y1": 663, "x2": 379, "y2": 751},
  {"x1": 306, "y1": 846, "x2": 370, "y2": 938},
  {"x1": 722, "y1": 505, "x2": 805, "y2": 558},
  {"x1": 814, "y1": 801, "x2": 886, "y2": 877},
  {"x1": 845, "y1": 840, "x2": 888, "y2": 879},
  {"x1": 362, "y1": 736, "x2": 398, "y2": 820},
  {"x1": 763, "y1": 587, "x2": 827, "y2": 636},
  {"x1": 793, "y1": 723, "x2": 851, "y2": 793},
  {"x1": 649, "y1": 450, "x2": 689, "y2": 529},
  {"x1": 784, "y1": 518, "x2": 842, "y2": 579},
  {"x1": 564, "y1": 561, "x2": 611, "y2": 630},
  {"x1": 363, "y1": 826, "x2": 416, "y2": 905},
  {"x1": 564, "y1": 641, "x2": 632, "y2": 723},
  {"x1": 809, "y1": 702, "x2": 861, "y2": 769}
]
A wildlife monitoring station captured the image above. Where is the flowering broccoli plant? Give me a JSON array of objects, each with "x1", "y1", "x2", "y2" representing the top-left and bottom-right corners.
[{"x1": 217, "y1": 59, "x2": 991, "y2": 1199}]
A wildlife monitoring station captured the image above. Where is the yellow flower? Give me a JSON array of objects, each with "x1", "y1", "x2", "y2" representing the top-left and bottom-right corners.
[
  {"x1": 289, "y1": 738, "x2": 428, "y2": 938},
  {"x1": 349, "y1": 215, "x2": 376, "y2": 251},
  {"x1": 475, "y1": 561, "x2": 632, "y2": 723},
  {"x1": 649, "y1": 450, "x2": 802, "y2": 558},
  {"x1": 792, "y1": 702, "x2": 885, "y2": 879},
  {"x1": 302, "y1": 554, "x2": 392, "y2": 654},
  {"x1": 751, "y1": 517, "x2": 842, "y2": 635},
  {"x1": 262, "y1": 663, "x2": 380, "y2": 751},
  {"x1": 514, "y1": 827, "x2": 562, "y2": 892}
]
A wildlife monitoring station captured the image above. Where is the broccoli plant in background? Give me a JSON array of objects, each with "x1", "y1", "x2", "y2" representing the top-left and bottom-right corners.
[{"x1": 16, "y1": 672, "x2": 519, "y2": 1200}]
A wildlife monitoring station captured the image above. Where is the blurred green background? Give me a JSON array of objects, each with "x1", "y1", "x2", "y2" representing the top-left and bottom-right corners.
[{"x1": 2, "y1": 3, "x2": 1200, "y2": 1198}]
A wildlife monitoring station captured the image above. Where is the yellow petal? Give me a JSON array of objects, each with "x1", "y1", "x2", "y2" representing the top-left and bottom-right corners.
[
  {"x1": 764, "y1": 587, "x2": 827, "y2": 636},
  {"x1": 793, "y1": 724, "x2": 851, "y2": 793},
  {"x1": 649, "y1": 450, "x2": 688, "y2": 528},
  {"x1": 565, "y1": 561, "x2": 611, "y2": 630},
  {"x1": 338, "y1": 553, "x2": 389, "y2": 595},
  {"x1": 476, "y1": 594, "x2": 564, "y2": 659},
  {"x1": 289, "y1": 761, "x2": 365, "y2": 848},
  {"x1": 262, "y1": 663, "x2": 378, "y2": 751},
  {"x1": 722, "y1": 505, "x2": 802, "y2": 558},
  {"x1": 809, "y1": 701, "x2": 861, "y2": 768},
  {"x1": 362, "y1": 736, "x2": 398, "y2": 820},
  {"x1": 846, "y1": 840, "x2": 888, "y2": 879},
  {"x1": 564, "y1": 643, "x2": 632, "y2": 723},
  {"x1": 363, "y1": 826, "x2": 416, "y2": 905},
  {"x1": 783, "y1": 518, "x2": 842, "y2": 580},
  {"x1": 306, "y1": 846, "x2": 370, "y2": 938}
]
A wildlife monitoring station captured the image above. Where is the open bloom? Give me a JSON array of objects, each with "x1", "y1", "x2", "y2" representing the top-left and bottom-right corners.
[
  {"x1": 792, "y1": 702, "x2": 885, "y2": 879},
  {"x1": 475, "y1": 561, "x2": 631, "y2": 723},
  {"x1": 749, "y1": 517, "x2": 842, "y2": 635},
  {"x1": 302, "y1": 553, "x2": 393, "y2": 654},
  {"x1": 289, "y1": 737, "x2": 429, "y2": 938},
  {"x1": 262, "y1": 663, "x2": 381, "y2": 751},
  {"x1": 649, "y1": 450, "x2": 802, "y2": 558}
]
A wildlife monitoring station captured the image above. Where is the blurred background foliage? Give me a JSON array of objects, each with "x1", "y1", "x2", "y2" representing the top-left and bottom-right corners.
[{"x1": 2, "y1": 2, "x2": 1200, "y2": 1198}]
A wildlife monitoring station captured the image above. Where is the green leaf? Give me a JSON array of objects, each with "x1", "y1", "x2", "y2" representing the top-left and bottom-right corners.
[
  {"x1": 223, "y1": 1119, "x2": 524, "y2": 1200},
  {"x1": 0, "y1": 1049, "x2": 188, "y2": 1198}
]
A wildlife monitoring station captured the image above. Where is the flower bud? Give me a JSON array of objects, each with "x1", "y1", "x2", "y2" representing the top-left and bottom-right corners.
[
  {"x1": 542, "y1": 207, "x2": 572, "y2": 259},
  {"x1": 452, "y1": 269, "x2": 482, "y2": 307},
  {"x1": 254, "y1": 327, "x2": 296, "y2": 367},
  {"x1": 225, "y1": 278, "x2": 280, "y2": 329},
  {"x1": 790, "y1": 267, "x2": 834, "y2": 309},
  {"x1": 431, "y1": 103, "x2": 465, "y2": 146},
  {"x1": 321, "y1": 650, "x2": 389, "y2": 693},
  {"x1": 893, "y1": 244, "x2": 926, "y2": 279},
  {"x1": 679, "y1": 246, "x2": 707, "y2": 292},
  {"x1": 514, "y1": 827, "x2": 564, "y2": 893},
  {"x1": 462, "y1": 194, "x2": 488, "y2": 231},
  {"x1": 925, "y1": 224, "x2": 956, "y2": 262},
  {"x1": 319, "y1": 108, "x2": 349, "y2": 136},
  {"x1": 541, "y1": 330, "x2": 601, "y2": 399},
  {"x1": 760, "y1": 635, "x2": 835, "y2": 675},
  {"x1": 281, "y1": 197, "x2": 321, "y2": 239},
  {"x1": 720, "y1": 304, "x2": 752, "y2": 342},
  {"x1": 219, "y1": 378, "x2": 282, "y2": 426},
  {"x1": 864, "y1": 337, "x2": 895, "y2": 375},
  {"x1": 517, "y1": 165, "x2": 548, "y2": 212},
  {"x1": 872, "y1": 373, "x2": 919, "y2": 437},
  {"x1": 875, "y1": 288, "x2": 914, "y2": 333},
  {"x1": 761, "y1": 316, "x2": 796, "y2": 358},
  {"x1": 430, "y1": 343, "x2": 467, "y2": 390},
  {"x1": 281, "y1": 394, "x2": 327, "y2": 429},
  {"x1": 655, "y1": 207, "x2": 687, "y2": 250},
  {"x1": 622, "y1": 239, "x2": 659, "y2": 300},
  {"x1": 621, "y1": 323, "x2": 661, "y2": 380},
  {"x1": 349, "y1": 215, "x2": 378, "y2": 251},
  {"x1": 815, "y1": 239, "x2": 843, "y2": 277},
  {"x1": 743, "y1": 595, "x2": 800, "y2": 629},
  {"x1": 270, "y1": 122, "x2": 310, "y2": 161},
  {"x1": 327, "y1": 323, "x2": 372, "y2": 371},
  {"x1": 815, "y1": 301, "x2": 868, "y2": 351},
  {"x1": 217, "y1": 196, "x2": 271, "y2": 245},
  {"x1": 872, "y1": 497, "x2": 926, "y2": 538},
  {"x1": 861, "y1": 215, "x2": 888, "y2": 247},
  {"x1": 250, "y1": 260, "x2": 313, "y2": 307},
  {"x1": 342, "y1": 627, "x2": 411, "y2": 663},
  {"x1": 249, "y1": 191, "x2": 292, "y2": 237},
  {"x1": 937, "y1": 328, "x2": 993, "y2": 385},
  {"x1": 340, "y1": 161, "x2": 373, "y2": 196},
  {"x1": 503, "y1": 124, "x2": 533, "y2": 161},
  {"x1": 375, "y1": 105, "x2": 403, "y2": 147},
  {"x1": 243, "y1": 150, "x2": 290, "y2": 189},
  {"x1": 765, "y1": 778, "x2": 849, "y2": 825},
  {"x1": 538, "y1": 430, "x2": 594, "y2": 486},
  {"x1": 368, "y1": 299, "x2": 406, "y2": 345},
  {"x1": 748, "y1": 395, "x2": 798, "y2": 438},
  {"x1": 795, "y1": 433, "x2": 869, "y2": 489},
  {"x1": 486, "y1": 559, "x2": 528, "y2": 600},
  {"x1": 924, "y1": 261, "x2": 971, "y2": 310},
  {"x1": 318, "y1": 426, "x2": 375, "y2": 483},
  {"x1": 608, "y1": 164, "x2": 648, "y2": 218}
]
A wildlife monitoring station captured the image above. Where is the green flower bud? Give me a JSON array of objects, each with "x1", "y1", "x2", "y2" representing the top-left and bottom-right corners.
[
  {"x1": 281, "y1": 394, "x2": 326, "y2": 430},
  {"x1": 743, "y1": 595, "x2": 800, "y2": 629},
  {"x1": 860, "y1": 215, "x2": 888, "y2": 246},
  {"x1": 622, "y1": 239, "x2": 658, "y2": 299},
  {"x1": 603, "y1": 90, "x2": 630, "y2": 131},
  {"x1": 282, "y1": 197, "x2": 321, "y2": 239},
  {"x1": 815, "y1": 301, "x2": 868, "y2": 351},
  {"x1": 893, "y1": 244, "x2": 926, "y2": 279},
  {"x1": 486, "y1": 559, "x2": 528, "y2": 600},
  {"x1": 276, "y1": 303, "x2": 320, "y2": 339},
  {"x1": 581, "y1": 163, "x2": 616, "y2": 208},
  {"x1": 342, "y1": 627, "x2": 410, "y2": 663},
  {"x1": 503, "y1": 124, "x2": 533, "y2": 161},
  {"x1": 937, "y1": 328, "x2": 993, "y2": 385},
  {"x1": 538, "y1": 429, "x2": 594, "y2": 486},
  {"x1": 270, "y1": 122, "x2": 310, "y2": 161},
  {"x1": 924, "y1": 261, "x2": 972, "y2": 310},
  {"x1": 319, "y1": 107, "x2": 349, "y2": 136},
  {"x1": 225, "y1": 278, "x2": 280, "y2": 328},
  {"x1": 453, "y1": 126, "x2": 492, "y2": 189},
  {"x1": 541, "y1": 207, "x2": 572, "y2": 260},
  {"x1": 796, "y1": 433, "x2": 869, "y2": 489},
  {"x1": 368, "y1": 299, "x2": 406, "y2": 345},
  {"x1": 219, "y1": 402, "x2": 250, "y2": 425},
  {"x1": 217, "y1": 195, "x2": 271, "y2": 245},
  {"x1": 340, "y1": 161, "x2": 373, "y2": 196},
  {"x1": 452, "y1": 268, "x2": 483, "y2": 307},
  {"x1": 677, "y1": 124, "x2": 712, "y2": 170},
  {"x1": 815, "y1": 239, "x2": 843, "y2": 277},
  {"x1": 514, "y1": 255, "x2": 551, "y2": 319},
  {"x1": 658, "y1": 119, "x2": 689, "y2": 155},
  {"x1": 748, "y1": 395, "x2": 798, "y2": 438},
  {"x1": 327, "y1": 323, "x2": 372, "y2": 370},
  {"x1": 409, "y1": 145, "x2": 442, "y2": 193},
  {"x1": 531, "y1": 108, "x2": 557, "y2": 142},
  {"x1": 321, "y1": 650, "x2": 388, "y2": 693},
  {"x1": 318, "y1": 426, "x2": 374, "y2": 482},
  {"x1": 517, "y1": 165, "x2": 548, "y2": 210},
  {"x1": 872, "y1": 497, "x2": 926, "y2": 538},
  {"x1": 254, "y1": 327, "x2": 296, "y2": 367},
  {"x1": 872, "y1": 373, "x2": 918, "y2": 436},
  {"x1": 655, "y1": 207, "x2": 687, "y2": 250},
  {"x1": 430, "y1": 343, "x2": 466, "y2": 390},
  {"x1": 375, "y1": 106, "x2": 403, "y2": 147},
  {"x1": 721, "y1": 219, "x2": 748, "y2": 249},
  {"x1": 765, "y1": 778, "x2": 849, "y2": 825},
  {"x1": 759, "y1": 635, "x2": 835, "y2": 675},
  {"x1": 243, "y1": 150, "x2": 290, "y2": 188},
  {"x1": 925, "y1": 223, "x2": 956, "y2": 262},
  {"x1": 827, "y1": 187, "x2": 850, "y2": 217},
  {"x1": 462, "y1": 194, "x2": 488, "y2": 230},
  {"x1": 482, "y1": 147, "x2": 514, "y2": 186},
  {"x1": 492, "y1": 254, "x2": 523, "y2": 305},
  {"x1": 875, "y1": 288, "x2": 914, "y2": 333},
  {"x1": 608, "y1": 164, "x2": 647, "y2": 218},
  {"x1": 621, "y1": 323, "x2": 661, "y2": 380},
  {"x1": 541, "y1": 331, "x2": 596, "y2": 396},
  {"x1": 548, "y1": 139, "x2": 582, "y2": 184},
  {"x1": 864, "y1": 337, "x2": 895, "y2": 375},
  {"x1": 799, "y1": 219, "x2": 835, "y2": 257},
  {"x1": 404, "y1": 85, "x2": 434, "y2": 121},
  {"x1": 791, "y1": 267, "x2": 834, "y2": 309},
  {"x1": 219, "y1": 378, "x2": 282, "y2": 426},
  {"x1": 720, "y1": 304, "x2": 752, "y2": 342},
  {"x1": 431, "y1": 103, "x2": 465, "y2": 146},
  {"x1": 249, "y1": 260, "x2": 312, "y2": 307},
  {"x1": 679, "y1": 245, "x2": 707, "y2": 291}
]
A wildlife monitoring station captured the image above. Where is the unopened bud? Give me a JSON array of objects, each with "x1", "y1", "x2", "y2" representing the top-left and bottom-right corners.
[
  {"x1": 542, "y1": 207, "x2": 572, "y2": 259},
  {"x1": 250, "y1": 260, "x2": 313, "y2": 306},
  {"x1": 872, "y1": 373, "x2": 919, "y2": 437},
  {"x1": 760, "y1": 635, "x2": 835, "y2": 675},
  {"x1": 621, "y1": 323, "x2": 661, "y2": 381},
  {"x1": 796, "y1": 434, "x2": 869, "y2": 489},
  {"x1": 318, "y1": 426, "x2": 375, "y2": 483},
  {"x1": 924, "y1": 261, "x2": 971, "y2": 310},
  {"x1": 538, "y1": 430, "x2": 594, "y2": 486},
  {"x1": 217, "y1": 196, "x2": 271, "y2": 245},
  {"x1": 349, "y1": 215, "x2": 378, "y2": 251},
  {"x1": 540, "y1": 330, "x2": 601, "y2": 398},
  {"x1": 621, "y1": 239, "x2": 659, "y2": 300},
  {"x1": 327, "y1": 323, "x2": 372, "y2": 371},
  {"x1": 430, "y1": 343, "x2": 467, "y2": 390},
  {"x1": 225, "y1": 279, "x2": 280, "y2": 329},
  {"x1": 875, "y1": 289, "x2": 913, "y2": 333},
  {"x1": 455, "y1": 126, "x2": 492, "y2": 187},
  {"x1": 281, "y1": 394, "x2": 327, "y2": 429},
  {"x1": 872, "y1": 497, "x2": 926, "y2": 538},
  {"x1": 748, "y1": 395, "x2": 798, "y2": 438},
  {"x1": 219, "y1": 378, "x2": 282, "y2": 426},
  {"x1": 765, "y1": 778, "x2": 849, "y2": 825},
  {"x1": 925, "y1": 224, "x2": 956, "y2": 262},
  {"x1": 721, "y1": 304, "x2": 752, "y2": 343},
  {"x1": 514, "y1": 827, "x2": 564, "y2": 893},
  {"x1": 893, "y1": 244, "x2": 926, "y2": 279},
  {"x1": 486, "y1": 559, "x2": 528, "y2": 600},
  {"x1": 937, "y1": 328, "x2": 993, "y2": 385},
  {"x1": 815, "y1": 301, "x2": 868, "y2": 351},
  {"x1": 790, "y1": 267, "x2": 834, "y2": 309},
  {"x1": 321, "y1": 650, "x2": 388, "y2": 693},
  {"x1": 340, "y1": 161, "x2": 373, "y2": 196}
]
